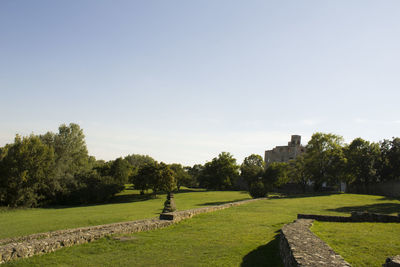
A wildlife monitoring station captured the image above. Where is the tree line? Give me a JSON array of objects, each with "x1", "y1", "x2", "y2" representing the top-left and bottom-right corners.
[
  {"x1": 241, "y1": 133, "x2": 400, "y2": 197},
  {"x1": 1, "y1": 124, "x2": 399, "y2": 207},
  {"x1": 0, "y1": 124, "x2": 192, "y2": 207},
  {"x1": 178, "y1": 132, "x2": 400, "y2": 198}
]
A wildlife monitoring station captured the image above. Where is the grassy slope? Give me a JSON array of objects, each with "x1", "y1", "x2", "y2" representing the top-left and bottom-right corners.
[
  {"x1": 0, "y1": 189, "x2": 250, "y2": 239},
  {"x1": 4, "y1": 193, "x2": 400, "y2": 266},
  {"x1": 312, "y1": 222, "x2": 400, "y2": 267}
]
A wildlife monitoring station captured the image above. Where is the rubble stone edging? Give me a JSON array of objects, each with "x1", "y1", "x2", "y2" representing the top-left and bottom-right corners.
[
  {"x1": 159, "y1": 198, "x2": 264, "y2": 221},
  {"x1": 384, "y1": 255, "x2": 400, "y2": 267},
  {"x1": 298, "y1": 212, "x2": 400, "y2": 223},
  {"x1": 0, "y1": 197, "x2": 262, "y2": 264},
  {"x1": 280, "y1": 219, "x2": 351, "y2": 267}
]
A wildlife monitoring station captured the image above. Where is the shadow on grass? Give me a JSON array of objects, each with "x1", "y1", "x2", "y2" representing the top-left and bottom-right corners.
[
  {"x1": 268, "y1": 192, "x2": 341, "y2": 199},
  {"x1": 377, "y1": 195, "x2": 400, "y2": 201},
  {"x1": 40, "y1": 193, "x2": 158, "y2": 210},
  {"x1": 109, "y1": 193, "x2": 155, "y2": 204},
  {"x1": 196, "y1": 198, "x2": 250, "y2": 206},
  {"x1": 241, "y1": 232, "x2": 282, "y2": 267},
  {"x1": 327, "y1": 203, "x2": 400, "y2": 215},
  {"x1": 176, "y1": 188, "x2": 207, "y2": 193}
]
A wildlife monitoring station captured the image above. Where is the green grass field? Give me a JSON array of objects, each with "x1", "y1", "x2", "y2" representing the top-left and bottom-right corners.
[
  {"x1": 312, "y1": 221, "x2": 400, "y2": 267},
  {"x1": 2, "y1": 192, "x2": 400, "y2": 266},
  {"x1": 0, "y1": 188, "x2": 251, "y2": 239}
]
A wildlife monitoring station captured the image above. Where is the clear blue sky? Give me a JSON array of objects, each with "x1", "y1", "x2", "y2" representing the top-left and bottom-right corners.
[{"x1": 1, "y1": 1, "x2": 400, "y2": 165}]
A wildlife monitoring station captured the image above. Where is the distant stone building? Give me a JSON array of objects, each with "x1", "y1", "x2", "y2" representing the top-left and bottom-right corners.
[{"x1": 264, "y1": 135, "x2": 305, "y2": 166}]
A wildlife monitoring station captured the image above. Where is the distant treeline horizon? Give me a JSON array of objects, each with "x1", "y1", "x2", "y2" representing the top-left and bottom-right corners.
[{"x1": 0, "y1": 123, "x2": 399, "y2": 207}]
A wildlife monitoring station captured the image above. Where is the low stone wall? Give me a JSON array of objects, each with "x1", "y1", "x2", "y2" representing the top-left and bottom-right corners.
[
  {"x1": 297, "y1": 214, "x2": 352, "y2": 222},
  {"x1": 280, "y1": 219, "x2": 350, "y2": 267},
  {"x1": 384, "y1": 256, "x2": 400, "y2": 267},
  {"x1": 298, "y1": 211, "x2": 400, "y2": 223},
  {"x1": 159, "y1": 198, "x2": 263, "y2": 221},
  {"x1": 288, "y1": 213, "x2": 400, "y2": 266},
  {"x1": 0, "y1": 197, "x2": 261, "y2": 264},
  {"x1": 0, "y1": 219, "x2": 174, "y2": 264}
]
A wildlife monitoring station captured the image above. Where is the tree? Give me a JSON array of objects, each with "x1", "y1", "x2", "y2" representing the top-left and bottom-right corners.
[
  {"x1": 133, "y1": 162, "x2": 176, "y2": 197},
  {"x1": 379, "y1": 137, "x2": 400, "y2": 181},
  {"x1": 304, "y1": 132, "x2": 346, "y2": 190},
  {"x1": 344, "y1": 138, "x2": 380, "y2": 187},
  {"x1": 0, "y1": 135, "x2": 55, "y2": 207},
  {"x1": 125, "y1": 154, "x2": 155, "y2": 175},
  {"x1": 52, "y1": 123, "x2": 90, "y2": 176},
  {"x1": 125, "y1": 154, "x2": 156, "y2": 188},
  {"x1": 157, "y1": 163, "x2": 176, "y2": 193},
  {"x1": 186, "y1": 164, "x2": 203, "y2": 187},
  {"x1": 262, "y1": 162, "x2": 289, "y2": 191},
  {"x1": 110, "y1": 157, "x2": 133, "y2": 185},
  {"x1": 40, "y1": 123, "x2": 91, "y2": 201},
  {"x1": 198, "y1": 152, "x2": 239, "y2": 190},
  {"x1": 169, "y1": 163, "x2": 191, "y2": 191},
  {"x1": 240, "y1": 154, "x2": 265, "y2": 188},
  {"x1": 67, "y1": 169, "x2": 124, "y2": 204},
  {"x1": 132, "y1": 162, "x2": 155, "y2": 195},
  {"x1": 287, "y1": 155, "x2": 309, "y2": 192}
]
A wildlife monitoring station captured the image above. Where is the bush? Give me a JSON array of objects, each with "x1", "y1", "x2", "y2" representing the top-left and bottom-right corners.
[
  {"x1": 249, "y1": 181, "x2": 267, "y2": 198},
  {"x1": 64, "y1": 170, "x2": 124, "y2": 204}
]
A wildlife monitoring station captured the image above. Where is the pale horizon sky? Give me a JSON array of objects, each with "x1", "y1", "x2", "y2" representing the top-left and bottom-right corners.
[{"x1": 1, "y1": 1, "x2": 400, "y2": 166}]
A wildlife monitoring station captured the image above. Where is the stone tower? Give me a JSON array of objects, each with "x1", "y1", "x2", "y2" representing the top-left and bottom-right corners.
[
  {"x1": 264, "y1": 135, "x2": 305, "y2": 167},
  {"x1": 290, "y1": 135, "x2": 301, "y2": 146}
]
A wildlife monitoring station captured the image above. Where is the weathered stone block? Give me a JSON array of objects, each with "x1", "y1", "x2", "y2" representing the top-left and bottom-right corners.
[
  {"x1": 2, "y1": 249, "x2": 12, "y2": 262},
  {"x1": 384, "y1": 255, "x2": 400, "y2": 267},
  {"x1": 280, "y1": 219, "x2": 350, "y2": 267}
]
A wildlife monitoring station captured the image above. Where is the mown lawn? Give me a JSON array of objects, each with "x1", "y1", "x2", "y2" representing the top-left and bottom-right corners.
[
  {"x1": 0, "y1": 188, "x2": 251, "y2": 239},
  {"x1": 312, "y1": 221, "x2": 400, "y2": 267},
  {"x1": 3, "y1": 193, "x2": 400, "y2": 266}
]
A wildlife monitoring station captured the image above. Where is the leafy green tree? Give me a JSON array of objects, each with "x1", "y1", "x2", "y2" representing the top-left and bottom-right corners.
[
  {"x1": 67, "y1": 170, "x2": 124, "y2": 204},
  {"x1": 40, "y1": 123, "x2": 91, "y2": 201},
  {"x1": 110, "y1": 157, "x2": 133, "y2": 185},
  {"x1": 94, "y1": 157, "x2": 132, "y2": 186},
  {"x1": 125, "y1": 154, "x2": 156, "y2": 188},
  {"x1": 240, "y1": 154, "x2": 265, "y2": 188},
  {"x1": 132, "y1": 161, "x2": 176, "y2": 196},
  {"x1": 304, "y1": 132, "x2": 346, "y2": 190},
  {"x1": 125, "y1": 154, "x2": 155, "y2": 175},
  {"x1": 125, "y1": 154, "x2": 155, "y2": 166},
  {"x1": 262, "y1": 162, "x2": 289, "y2": 191},
  {"x1": 132, "y1": 162, "x2": 155, "y2": 195},
  {"x1": 379, "y1": 137, "x2": 400, "y2": 181},
  {"x1": 287, "y1": 155, "x2": 309, "y2": 192},
  {"x1": 0, "y1": 135, "x2": 55, "y2": 207},
  {"x1": 93, "y1": 160, "x2": 112, "y2": 177},
  {"x1": 344, "y1": 138, "x2": 380, "y2": 187},
  {"x1": 52, "y1": 123, "x2": 90, "y2": 176},
  {"x1": 198, "y1": 152, "x2": 239, "y2": 190},
  {"x1": 169, "y1": 163, "x2": 191, "y2": 191},
  {"x1": 158, "y1": 163, "x2": 176, "y2": 193},
  {"x1": 186, "y1": 164, "x2": 203, "y2": 187}
]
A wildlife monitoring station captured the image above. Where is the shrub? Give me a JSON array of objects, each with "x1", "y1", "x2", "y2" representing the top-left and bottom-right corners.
[
  {"x1": 65, "y1": 170, "x2": 124, "y2": 204},
  {"x1": 249, "y1": 181, "x2": 267, "y2": 198}
]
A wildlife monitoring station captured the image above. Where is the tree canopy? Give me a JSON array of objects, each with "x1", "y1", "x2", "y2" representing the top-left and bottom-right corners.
[
  {"x1": 304, "y1": 132, "x2": 346, "y2": 190},
  {"x1": 198, "y1": 152, "x2": 239, "y2": 190},
  {"x1": 240, "y1": 154, "x2": 265, "y2": 188}
]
